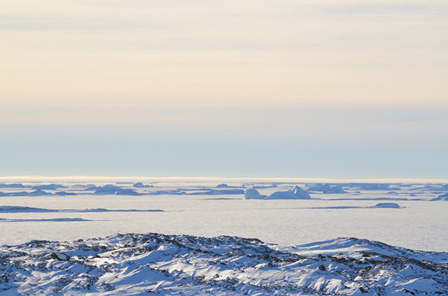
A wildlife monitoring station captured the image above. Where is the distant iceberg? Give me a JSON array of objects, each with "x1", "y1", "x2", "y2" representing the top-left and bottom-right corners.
[
  {"x1": 0, "y1": 189, "x2": 50, "y2": 197},
  {"x1": 307, "y1": 183, "x2": 345, "y2": 194},
  {"x1": 344, "y1": 183, "x2": 393, "y2": 190},
  {"x1": 133, "y1": 182, "x2": 153, "y2": 188},
  {"x1": 55, "y1": 191, "x2": 77, "y2": 196},
  {"x1": 432, "y1": 192, "x2": 448, "y2": 201},
  {"x1": 267, "y1": 186, "x2": 311, "y2": 200},
  {"x1": 374, "y1": 203, "x2": 400, "y2": 208},
  {"x1": 244, "y1": 188, "x2": 267, "y2": 199},
  {"x1": 245, "y1": 186, "x2": 311, "y2": 200},
  {"x1": 0, "y1": 183, "x2": 29, "y2": 188},
  {"x1": 32, "y1": 184, "x2": 67, "y2": 190},
  {"x1": 85, "y1": 184, "x2": 141, "y2": 196}
]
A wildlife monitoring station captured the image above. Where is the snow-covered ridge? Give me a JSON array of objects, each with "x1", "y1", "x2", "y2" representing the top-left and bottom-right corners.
[{"x1": 1, "y1": 233, "x2": 447, "y2": 295}]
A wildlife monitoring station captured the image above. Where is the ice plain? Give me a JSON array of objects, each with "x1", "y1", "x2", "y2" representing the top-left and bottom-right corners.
[{"x1": 0, "y1": 181, "x2": 447, "y2": 251}]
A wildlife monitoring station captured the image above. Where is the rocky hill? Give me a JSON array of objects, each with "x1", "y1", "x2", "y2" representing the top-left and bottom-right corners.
[{"x1": 0, "y1": 233, "x2": 447, "y2": 295}]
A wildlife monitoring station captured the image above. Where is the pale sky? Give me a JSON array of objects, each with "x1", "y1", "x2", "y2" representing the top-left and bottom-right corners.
[{"x1": 1, "y1": 1, "x2": 447, "y2": 178}]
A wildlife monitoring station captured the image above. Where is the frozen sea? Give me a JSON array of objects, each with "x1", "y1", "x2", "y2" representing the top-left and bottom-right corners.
[{"x1": 0, "y1": 181, "x2": 447, "y2": 252}]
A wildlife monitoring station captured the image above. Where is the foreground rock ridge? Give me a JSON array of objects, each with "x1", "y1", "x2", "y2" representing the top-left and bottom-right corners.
[{"x1": 0, "y1": 233, "x2": 447, "y2": 295}]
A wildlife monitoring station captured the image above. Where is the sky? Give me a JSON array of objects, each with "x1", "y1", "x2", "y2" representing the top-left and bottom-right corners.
[{"x1": 1, "y1": 0, "x2": 448, "y2": 179}]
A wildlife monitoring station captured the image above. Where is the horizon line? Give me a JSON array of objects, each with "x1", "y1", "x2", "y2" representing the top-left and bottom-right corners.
[{"x1": 0, "y1": 176, "x2": 447, "y2": 184}]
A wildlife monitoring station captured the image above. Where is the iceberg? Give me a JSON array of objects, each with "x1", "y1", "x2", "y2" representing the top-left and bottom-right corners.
[
  {"x1": 0, "y1": 183, "x2": 29, "y2": 188},
  {"x1": 267, "y1": 186, "x2": 311, "y2": 199},
  {"x1": 244, "y1": 188, "x2": 267, "y2": 199},
  {"x1": 432, "y1": 192, "x2": 448, "y2": 201},
  {"x1": 133, "y1": 182, "x2": 153, "y2": 188},
  {"x1": 308, "y1": 183, "x2": 345, "y2": 194},
  {"x1": 374, "y1": 202, "x2": 401, "y2": 208},
  {"x1": 32, "y1": 184, "x2": 67, "y2": 190}
]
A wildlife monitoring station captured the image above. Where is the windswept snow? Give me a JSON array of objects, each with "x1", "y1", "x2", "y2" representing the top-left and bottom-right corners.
[{"x1": 0, "y1": 233, "x2": 446, "y2": 295}]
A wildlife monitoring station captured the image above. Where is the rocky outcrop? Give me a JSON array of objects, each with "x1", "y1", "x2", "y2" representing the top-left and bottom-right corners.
[{"x1": 0, "y1": 233, "x2": 446, "y2": 295}]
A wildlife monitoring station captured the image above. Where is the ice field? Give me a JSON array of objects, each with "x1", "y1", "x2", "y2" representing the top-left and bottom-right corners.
[{"x1": 0, "y1": 180, "x2": 447, "y2": 252}]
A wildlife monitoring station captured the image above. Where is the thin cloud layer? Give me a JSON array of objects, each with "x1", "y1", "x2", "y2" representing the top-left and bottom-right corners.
[{"x1": 1, "y1": 1, "x2": 447, "y2": 178}]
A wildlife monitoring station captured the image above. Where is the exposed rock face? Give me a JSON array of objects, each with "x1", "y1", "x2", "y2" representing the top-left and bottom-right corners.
[{"x1": 0, "y1": 233, "x2": 447, "y2": 295}]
